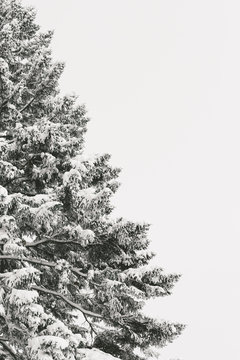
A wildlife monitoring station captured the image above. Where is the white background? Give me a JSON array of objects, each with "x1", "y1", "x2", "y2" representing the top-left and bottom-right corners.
[{"x1": 22, "y1": 1, "x2": 240, "y2": 359}]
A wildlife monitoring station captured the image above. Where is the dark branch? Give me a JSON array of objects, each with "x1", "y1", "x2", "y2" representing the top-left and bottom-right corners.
[
  {"x1": 0, "y1": 255, "x2": 56, "y2": 267},
  {"x1": 32, "y1": 285, "x2": 103, "y2": 319},
  {"x1": 0, "y1": 254, "x2": 89, "y2": 280},
  {"x1": 25, "y1": 237, "x2": 84, "y2": 248},
  {"x1": 0, "y1": 339, "x2": 17, "y2": 360},
  {"x1": 20, "y1": 95, "x2": 37, "y2": 113}
]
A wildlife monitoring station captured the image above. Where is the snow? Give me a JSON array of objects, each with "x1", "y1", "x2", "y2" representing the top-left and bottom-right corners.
[
  {"x1": 20, "y1": 58, "x2": 29, "y2": 65},
  {"x1": 0, "y1": 215, "x2": 15, "y2": 228},
  {"x1": 157, "y1": 286, "x2": 166, "y2": 293},
  {"x1": 46, "y1": 319, "x2": 83, "y2": 346},
  {"x1": 124, "y1": 265, "x2": 159, "y2": 281},
  {"x1": 67, "y1": 309, "x2": 92, "y2": 336},
  {"x1": 68, "y1": 309, "x2": 86, "y2": 325},
  {"x1": 93, "y1": 320, "x2": 115, "y2": 332},
  {"x1": 3, "y1": 242, "x2": 26, "y2": 256},
  {"x1": 87, "y1": 269, "x2": 95, "y2": 280},
  {"x1": 0, "y1": 304, "x2": 5, "y2": 316},
  {"x1": 105, "y1": 279, "x2": 122, "y2": 287},
  {"x1": 97, "y1": 188, "x2": 112, "y2": 198},
  {"x1": 0, "y1": 185, "x2": 8, "y2": 199},
  {"x1": 39, "y1": 201, "x2": 61, "y2": 210},
  {"x1": 135, "y1": 249, "x2": 154, "y2": 258},
  {"x1": 0, "y1": 57, "x2": 9, "y2": 72},
  {"x1": 30, "y1": 194, "x2": 52, "y2": 205},
  {"x1": 133, "y1": 346, "x2": 160, "y2": 359},
  {"x1": 15, "y1": 122, "x2": 22, "y2": 129},
  {"x1": 31, "y1": 350, "x2": 52, "y2": 360},
  {"x1": 78, "y1": 286, "x2": 94, "y2": 297},
  {"x1": 170, "y1": 324, "x2": 177, "y2": 333},
  {"x1": 28, "y1": 303, "x2": 45, "y2": 315},
  {"x1": 28, "y1": 335, "x2": 69, "y2": 351},
  {"x1": 9, "y1": 289, "x2": 39, "y2": 306},
  {"x1": 0, "y1": 138, "x2": 7, "y2": 149},
  {"x1": 81, "y1": 229, "x2": 95, "y2": 242},
  {"x1": 77, "y1": 348, "x2": 121, "y2": 360},
  {"x1": 71, "y1": 225, "x2": 95, "y2": 244},
  {"x1": 71, "y1": 153, "x2": 97, "y2": 167},
  {"x1": 70, "y1": 154, "x2": 88, "y2": 172},
  {"x1": 4, "y1": 239, "x2": 21, "y2": 254},
  {"x1": 2, "y1": 266, "x2": 40, "y2": 287},
  {"x1": 22, "y1": 234, "x2": 36, "y2": 243},
  {"x1": 55, "y1": 259, "x2": 71, "y2": 271},
  {"x1": 0, "y1": 288, "x2": 5, "y2": 301},
  {"x1": 26, "y1": 305, "x2": 45, "y2": 329},
  {"x1": 0, "y1": 161, "x2": 22, "y2": 180},
  {"x1": 63, "y1": 168, "x2": 82, "y2": 185},
  {"x1": 0, "y1": 228, "x2": 9, "y2": 241},
  {"x1": 77, "y1": 187, "x2": 96, "y2": 202},
  {"x1": 47, "y1": 319, "x2": 71, "y2": 336}
]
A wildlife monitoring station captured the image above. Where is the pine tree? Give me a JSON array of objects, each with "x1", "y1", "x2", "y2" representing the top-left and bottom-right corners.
[{"x1": 0, "y1": 1, "x2": 185, "y2": 359}]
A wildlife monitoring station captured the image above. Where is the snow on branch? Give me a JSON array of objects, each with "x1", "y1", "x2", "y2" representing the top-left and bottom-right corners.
[
  {"x1": 0, "y1": 254, "x2": 88, "y2": 279},
  {"x1": 31, "y1": 285, "x2": 103, "y2": 319},
  {"x1": 25, "y1": 236, "x2": 85, "y2": 248},
  {"x1": 77, "y1": 348, "x2": 121, "y2": 360},
  {"x1": 0, "y1": 255, "x2": 56, "y2": 267}
]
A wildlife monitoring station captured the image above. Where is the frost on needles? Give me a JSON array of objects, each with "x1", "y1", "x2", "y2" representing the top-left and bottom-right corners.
[{"x1": 0, "y1": 1, "x2": 185, "y2": 359}]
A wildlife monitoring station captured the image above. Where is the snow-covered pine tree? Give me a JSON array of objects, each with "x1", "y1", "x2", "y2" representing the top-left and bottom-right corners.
[{"x1": 0, "y1": 1, "x2": 185, "y2": 359}]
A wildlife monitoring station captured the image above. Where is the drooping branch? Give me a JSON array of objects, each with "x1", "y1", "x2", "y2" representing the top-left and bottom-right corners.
[
  {"x1": 0, "y1": 254, "x2": 88, "y2": 279},
  {"x1": 32, "y1": 285, "x2": 103, "y2": 319}
]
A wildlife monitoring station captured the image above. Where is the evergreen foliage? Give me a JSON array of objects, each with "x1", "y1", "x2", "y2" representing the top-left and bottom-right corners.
[{"x1": 0, "y1": 1, "x2": 185, "y2": 359}]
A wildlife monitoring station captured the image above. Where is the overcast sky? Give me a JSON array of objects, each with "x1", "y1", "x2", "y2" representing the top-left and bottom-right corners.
[{"x1": 22, "y1": 1, "x2": 240, "y2": 359}]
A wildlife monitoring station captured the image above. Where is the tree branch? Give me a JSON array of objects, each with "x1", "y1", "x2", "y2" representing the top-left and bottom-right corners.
[
  {"x1": 0, "y1": 255, "x2": 55, "y2": 267},
  {"x1": 0, "y1": 254, "x2": 89, "y2": 279},
  {"x1": 0, "y1": 131, "x2": 7, "y2": 138},
  {"x1": 20, "y1": 95, "x2": 37, "y2": 113},
  {"x1": 3, "y1": 176, "x2": 31, "y2": 187},
  {"x1": 25, "y1": 237, "x2": 84, "y2": 248},
  {"x1": 25, "y1": 235, "x2": 101, "y2": 249},
  {"x1": 0, "y1": 255, "x2": 105, "y2": 291},
  {"x1": 82, "y1": 313, "x2": 98, "y2": 336},
  {"x1": 0, "y1": 80, "x2": 25, "y2": 113},
  {"x1": 0, "y1": 337, "x2": 8, "y2": 342},
  {"x1": 0, "y1": 339, "x2": 17, "y2": 360},
  {"x1": 20, "y1": 80, "x2": 49, "y2": 114},
  {"x1": 71, "y1": 267, "x2": 87, "y2": 279},
  {"x1": 31, "y1": 285, "x2": 103, "y2": 319}
]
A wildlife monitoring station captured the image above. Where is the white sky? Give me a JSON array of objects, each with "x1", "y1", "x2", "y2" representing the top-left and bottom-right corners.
[{"x1": 22, "y1": 1, "x2": 240, "y2": 359}]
